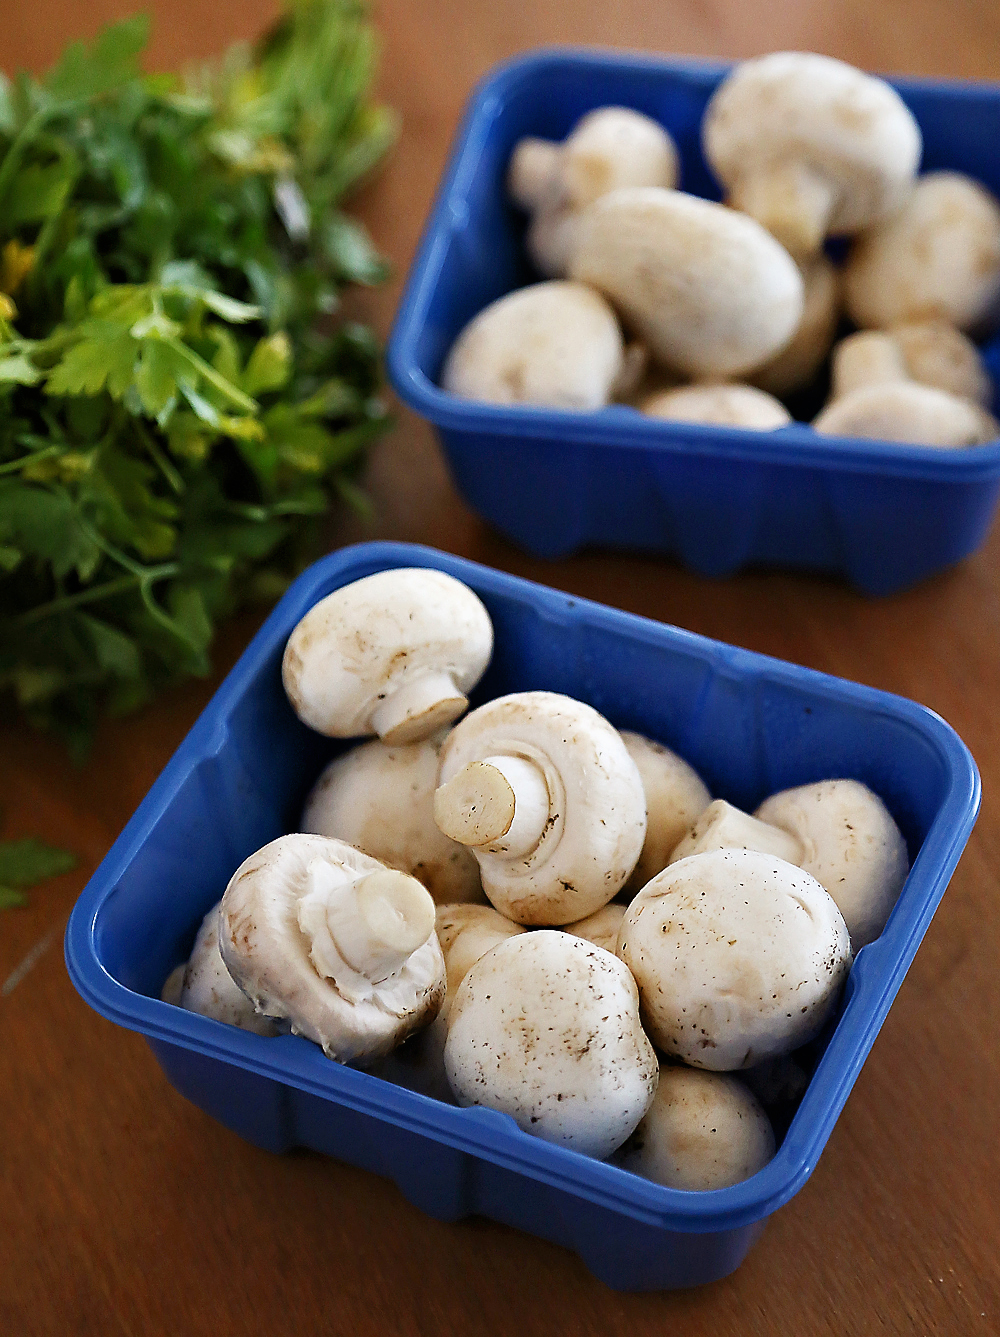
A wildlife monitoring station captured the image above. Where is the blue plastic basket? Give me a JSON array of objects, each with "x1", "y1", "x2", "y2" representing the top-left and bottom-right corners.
[
  {"x1": 387, "y1": 50, "x2": 1000, "y2": 595},
  {"x1": 65, "y1": 543, "x2": 980, "y2": 1289}
]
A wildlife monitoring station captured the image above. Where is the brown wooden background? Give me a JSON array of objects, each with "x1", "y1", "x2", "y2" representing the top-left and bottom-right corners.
[{"x1": 3, "y1": 2, "x2": 1000, "y2": 1333}]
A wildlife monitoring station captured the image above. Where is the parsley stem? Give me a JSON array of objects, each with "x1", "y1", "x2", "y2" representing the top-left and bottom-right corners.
[
  {"x1": 0, "y1": 445, "x2": 61, "y2": 475},
  {"x1": 0, "y1": 107, "x2": 52, "y2": 206},
  {"x1": 12, "y1": 566, "x2": 178, "y2": 625}
]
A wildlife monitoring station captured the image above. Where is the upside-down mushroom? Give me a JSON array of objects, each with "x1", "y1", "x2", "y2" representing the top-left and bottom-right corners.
[
  {"x1": 432, "y1": 690, "x2": 647, "y2": 924},
  {"x1": 282, "y1": 568, "x2": 493, "y2": 745},
  {"x1": 218, "y1": 833, "x2": 446, "y2": 1065}
]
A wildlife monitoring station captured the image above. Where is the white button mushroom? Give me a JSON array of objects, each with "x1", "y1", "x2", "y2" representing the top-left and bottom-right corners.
[
  {"x1": 619, "y1": 730, "x2": 712, "y2": 892},
  {"x1": 301, "y1": 734, "x2": 483, "y2": 905},
  {"x1": 614, "y1": 1064, "x2": 776, "y2": 1191},
  {"x1": 828, "y1": 325, "x2": 994, "y2": 410},
  {"x1": 569, "y1": 187, "x2": 804, "y2": 379},
  {"x1": 816, "y1": 331, "x2": 998, "y2": 444},
  {"x1": 668, "y1": 798, "x2": 804, "y2": 867},
  {"x1": 892, "y1": 321, "x2": 994, "y2": 408},
  {"x1": 754, "y1": 779, "x2": 910, "y2": 949},
  {"x1": 432, "y1": 691, "x2": 647, "y2": 925},
  {"x1": 444, "y1": 930, "x2": 659, "y2": 1158},
  {"x1": 218, "y1": 833, "x2": 446, "y2": 1064},
  {"x1": 843, "y1": 172, "x2": 1000, "y2": 334},
  {"x1": 178, "y1": 900, "x2": 282, "y2": 1036},
  {"x1": 702, "y1": 52, "x2": 921, "y2": 258},
  {"x1": 562, "y1": 902, "x2": 627, "y2": 952},
  {"x1": 509, "y1": 108, "x2": 679, "y2": 280},
  {"x1": 440, "y1": 280, "x2": 629, "y2": 410},
  {"x1": 813, "y1": 380, "x2": 997, "y2": 447},
  {"x1": 282, "y1": 568, "x2": 493, "y2": 745},
  {"x1": 641, "y1": 383, "x2": 792, "y2": 430},
  {"x1": 617, "y1": 848, "x2": 852, "y2": 1070}
]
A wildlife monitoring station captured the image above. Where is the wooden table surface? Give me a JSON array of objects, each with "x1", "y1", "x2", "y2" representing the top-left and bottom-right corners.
[{"x1": 4, "y1": 2, "x2": 1000, "y2": 1333}]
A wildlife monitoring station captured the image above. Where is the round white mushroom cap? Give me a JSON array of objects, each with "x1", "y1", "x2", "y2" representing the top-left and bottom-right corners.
[
  {"x1": 301, "y1": 734, "x2": 483, "y2": 905},
  {"x1": 282, "y1": 568, "x2": 493, "y2": 745},
  {"x1": 218, "y1": 833, "x2": 446, "y2": 1065},
  {"x1": 614, "y1": 1064, "x2": 776, "y2": 1191},
  {"x1": 843, "y1": 172, "x2": 1000, "y2": 334},
  {"x1": 620, "y1": 730, "x2": 712, "y2": 891},
  {"x1": 569, "y1": 186, "x2": 804, "y2": 379},
  {"x1": 433, "y1": 691, "x2": 647, "y2": 925},
  {"x1": 617, "y1": 848, "x2": 852, "y2": 1070},
  {"x1": 813, "y1": 380, "x2": 998, "y2": 447},
  {"x1": 434, "y1": 901, "x2": 527, "y2": 998},
  {"x1": 892, "y1": 321, "x2": 994, "y2": 408},
  {"x1": 445, "y1": 930, "x2": 659, "y2": 1158},
  {"x1": 440, "y1": 280, "x2": 627, "y2": 411},
  {"x1": 754, "y1": 779, "x2": 910, "y2": 949},
  {"x1": 179, "y1": 900, "x2": 282, "y2": 1036},
  {"x1": 562, "y1": 902, "x2": 627, "y2": 952},
  {"x1": 703, "y1": 52, "x2": 921, "y2": 257},
  {"x1": 641, "y1": 383, "x2": 792, "y2": 431}
]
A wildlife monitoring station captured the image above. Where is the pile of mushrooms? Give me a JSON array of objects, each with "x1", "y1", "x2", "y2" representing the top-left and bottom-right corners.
[
  {"x1": 441, "y1": 53, "x2": 1000, "y2": 448},
  {"x1": 165, "y1": 565, "x2": 912, "y2": 1192}
]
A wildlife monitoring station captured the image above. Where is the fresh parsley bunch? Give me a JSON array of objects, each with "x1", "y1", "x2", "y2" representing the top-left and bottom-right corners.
[{"x1": 0, "y1": 2, "x2": 396, "y2": 755}]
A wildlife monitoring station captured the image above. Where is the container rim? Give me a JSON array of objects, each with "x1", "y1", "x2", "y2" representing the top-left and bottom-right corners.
[
  {"x1": 65, "y1": 541, "x2": 982, "y2": 1234},
  {"x1": 386, "y1": 48, "x2": 1000, "y2": 483}
]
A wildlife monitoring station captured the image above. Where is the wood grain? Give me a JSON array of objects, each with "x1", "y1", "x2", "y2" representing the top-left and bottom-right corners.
[{"x1": 3, "y1": 3, "x2": 1000, "y2": 1333}]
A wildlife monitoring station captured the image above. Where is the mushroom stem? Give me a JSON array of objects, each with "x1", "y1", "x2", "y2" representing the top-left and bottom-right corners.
[
  {"x1": 370, "y1": 670, "x2": 468, "y2": 745},
  {"x1": 434, "y1": 754, "x2": 550, "y2": 855},
  {"x1": 671, "y1": 799, "x2": 804, "y2": 866},
  {"x1": 831, "y1": 330, "x2": 909, "y2": 399},
  {"x1": 730, "y1": 162, "x2": 837, "y2": 258},
  {"x1": 298, "y1": 862, "x2": 436, "y2": 984}
]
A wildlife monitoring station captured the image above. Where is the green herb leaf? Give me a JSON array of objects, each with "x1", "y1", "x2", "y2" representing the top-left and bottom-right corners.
[{"x1": 0, "y1": 838, "x2": 77, "y2": 887}]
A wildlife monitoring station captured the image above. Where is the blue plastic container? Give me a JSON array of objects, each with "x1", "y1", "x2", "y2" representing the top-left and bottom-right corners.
[
  {"x1": 387, "y1": 50, "x2": 1000, "y2": 595},
  {"x1": 66, "y1": 542, "x2": 980, "y2": 1289}
]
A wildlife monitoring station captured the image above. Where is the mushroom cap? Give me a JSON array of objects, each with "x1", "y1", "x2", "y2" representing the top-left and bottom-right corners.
[
  {"x1": 301, "y1": 735, "x2": 484, "y2": 905},
  {"x1": 812, "y1": 380, "x2": 998, "y2": 446},
  {"x1": 843, "y1": 172, "x2": 1000, "y2": 333},
  {"x1": 755, "y1": 779, "x2": 910, "y2": 949},
  {"x1": 282, "y1": 567, "x2": 493, "y2": 744},
  {"x1": 614, "y1": 1064, "x2": 775, "y2": 1191},
  {"x1": 616, "y1": 848, "x2": 852, "y2": 1070},
  {"x1": 436, "y1": 691, "x2": 647, "y2": 925},
  {"x1": 620, "y1": 730, "x2": 712, "y2": 891},
  {"x1": 218, "y1": 834, "x2": 446, "y2": 1065},
  {"x1": 441, "y1": 280, "x2": 626, "y2": 410},
  {"x1": 444, "y1": 930, "x2": 659, "y2": 1158},
  {"x1": 641, "y1": 383, "x2": 792, "y2": 430},
  {"x1": 562, "y1": 902, "x2": 627, "y2": 952},
  {"x1": 559, "y1": 106, "x2": 679, "y2": 209},
  {"x1": 752, "y1": 253, "x2": 840, "y2": 397},
  {"x1": 434, "y1": 902, "x2": 526, "y2": 996},
  {"x1": 703, "y1": 53, "x2": 921, "y2": 239},
  {"x1": 179, "y1": 900, "x2": 282, "y2": 1036},
  {"x1": 569, "y1": 187, "x2": 804, "y2": 378},
  {"x1": 892, "y1": 321, "x2": 994, "y2": 408}
]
